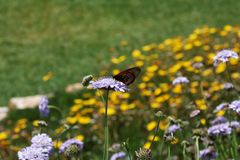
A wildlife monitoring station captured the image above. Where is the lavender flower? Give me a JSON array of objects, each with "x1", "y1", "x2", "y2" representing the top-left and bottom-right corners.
[
  {"x1": 223, "y1": 83, "x2": 234, "y2": 90},
  {"x1": 31, "y1": 133, "x2": 53, "y2": 153},
  {"x1": 172, "y1": 76, "x2": 189, "y2": 85},
  {"x1": 210, "y1": 116, "x2": 227, "y2": 125},
  {"x1": 199, "y1": 147, "x2": 217, "y2": 160},
  {"x1": 229, "y1": 100, "x2": 240, "y2": 114},
  {"x1": 190, "y1": 110, "x2": 200, "y2": 118},
  {"x1": 208, "y1": 123, "x2": 232, "y2": 136},
  {"x1": 213, "y1": 103, "x2": 228, "y2": 113},
  {"x1": 18, "y1": 146, "x2": 49, "y2": 160},
  {"x1": 213, "y1": 49, "x2": 239, "y2": 66},
  {"x1": 39, "y1": 97, "x2": 49, "y2": 117},
  {"x1": 193, "y1": 62, "x2": 204, "y2": 69},
  {"x1": 60, "y1": 139, "x2": 84, "y2": 153},
  {"x1": 110, "y1": 151, "x2": 126, "y2": 160},
  {"x1": 167, "y1": 124, "x2": 181, "y2": 134},
  {"x1": 226, "y1": 121, "x2": 240, "y2": 129},
  {"x1": 90, "y1": 77, "x2": 129, "y2": 92}
]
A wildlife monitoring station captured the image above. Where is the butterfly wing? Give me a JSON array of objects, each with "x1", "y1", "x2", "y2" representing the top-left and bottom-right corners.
[{"x1": 113, "y1": 67, "x2": 141, "y2": 85}]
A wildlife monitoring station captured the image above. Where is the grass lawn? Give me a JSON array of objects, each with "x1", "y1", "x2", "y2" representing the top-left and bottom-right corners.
[{"x1": 1, "y1": 0, "x2": 240, "y2": 105}]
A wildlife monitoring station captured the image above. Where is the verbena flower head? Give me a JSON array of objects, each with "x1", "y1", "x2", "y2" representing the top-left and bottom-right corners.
[
  {"x1": 211, "y1": 116, "x2": 227, "y2": 125},
  {"x1": 18, "y1": 146, "x2": 49, "y2": 160},
  {"x1": 31, "y1": 133, "x2": 53, "y2": 153},
  {"x1": 39, "y1": 96, "x2": 49, "y2": 117},
  {"x1": 110, "y1": 151, "x2": 126, "y2": 160},
  {"x1": 223, "y1": 83, "x2": 234, "y2": 90},
  {"x1": 190, "y1": 110, "x2": 200, "y2": 118},
  {"x1": 213, "y1": 103, "x2": 228, "y2": 113},
  {"x1": 208, "y1": 123, "x2": 232, "y2": 136},
  {"x1": 60, "y1": 139, "x2": 84, "y2": 153},
  {"x1": 229, "y1": 100, "x2": 240, "y2": 114},
  {"x1": 213, "y1": 49, "x2": 239, "y2": 66},
  {"x1": 226, "y1": 121, "x2": 240, "y2": 129},
  {"x1": 199, "y1": 147, "x2": 217, "y2": 160},
  {"x1": 90, "y1": 77, "x2": 129, "y2": 92},
  {"x1": 172, "y1": 76, "x2": 189, "y2": 86},
  {"x1": 167, "y1": 124, "x2": 181, "y2": 134}
]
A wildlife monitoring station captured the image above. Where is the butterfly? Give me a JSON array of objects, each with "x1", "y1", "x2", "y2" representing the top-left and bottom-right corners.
[{"x1": 113, "y1": 67, "x2": 141, "y2": 85}]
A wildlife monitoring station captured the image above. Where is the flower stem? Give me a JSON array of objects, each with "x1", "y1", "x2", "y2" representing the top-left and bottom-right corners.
[
  {"x1": 194, "y1": 136, "x2": 200, "y2": 160},
  {"x1": 48, "y1": 105, "x2": 64, "y2": 118},
  {"x1": 167, "y1": 144, "x2": 171, "y2": 160},
  {"x1": 103, "y1": 90, "x2": 109, "y2": 160},
  {"x1": 149, "y1": 119, "x2": 160, "y2": 149}
]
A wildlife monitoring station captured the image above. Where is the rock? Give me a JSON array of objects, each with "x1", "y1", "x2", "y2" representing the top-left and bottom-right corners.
[
  {"x1": 65, "y1": 83, "x2": 83, "y2": 93},
  {"x1": 0, "y1": 107, "x2": 8, "y2": 120},
  {"x1": 9, "y1": 95, "x2": 46, "y2": 109}
]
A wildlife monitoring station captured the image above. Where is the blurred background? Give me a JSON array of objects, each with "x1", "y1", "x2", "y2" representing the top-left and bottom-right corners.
[{"x1": 1, "y1": 0, "x2": 240, "y2": 105}]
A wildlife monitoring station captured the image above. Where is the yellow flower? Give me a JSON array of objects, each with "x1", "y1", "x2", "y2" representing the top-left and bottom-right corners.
[
  {"x1": 216, "y1": 110, "x2": 225, "y2": 117},
  {"x1": 143, "y1": 142, "x2": 151, "y2": 149},
  {"x1": 75, "y1": 134, "x2": 84, "y2": 141},
  {"x1": 154, "y1": 88, "x2": 162, "y2": 95},
  {"x1": 184, "y1": 43, "x2": 193, "y2": 50},
  {"x1": 147, "y1": 65, "x2": 158, "y2": 73},
  {"x1": 171, "y1": 137, "x2": 179, "y2": 144},
  {"x1": 150, "y1": 102, "x2": 161, "y2": 109},
  {"x1": 148, "y1": 135, "x2": 160, "y2": 142},
  {"x1": 193, "y1": 56, "x2": 203, "y2": 62},
  {"x1": 195, "y1": 99, "x2": 207, "y2": 110},
  {"x1": 99, "y1": 108, "x2": 116, "y2": 115},
  {"x1": 78, "y1": 116, "x2": 91, "y2": 125},
  {"x1": 54, "y1": 140, "x2": 62, "y2": 149},
  {"x1": 215, "y1": 63, "x2": 226, "y2": 74},
  {"x1": 120, "y1": 103, "x2": 135, "y2": 111},
  {"x1": 0, "y1": 132, "x2": 7, "y2": 140},
  {"x1": 111, "y1": 55, "x2": 126, "y2": 64},
  {"x1": 200, "y1": 118, "x2": 206, "y2": 125},
  {"x1": 224, "y1": 25, "x2": 232, "y2": 32},
  {"x1": 146, "y1": 121, "x2": 157, "y2": 131},
  {"x1": 231, "y1": 72, "x2": 240, "y2": 79},
  {"x1": 174, "y1": 53, "x2": 184, "y2": 60},
  {"x1": 138, "y1": 83, "x2": 146, "y2": 89},
  {"x1": 173, "y1": 84, "x2": 182, "y2": 94},
  {"x1": 159, "y1": 119, "x2": 169, "y2": 130},
  {"x1": 202, "y1": 69, "x2": 213, "y2": 77},
  {"x1": 158, "y1": 70, "x2": 167, "y2": 76},
  {"x1": 112, "y1": 69, "x2": 120, "y2": 75},
  {"x1": 83, "y1": 98, "x2": 96, "y2": 106},
  {"x1": 135, "y1": 60, "x2": 144, "y2": 67},
  {"x1": 42, "y1": 72, "x2": 53, "y2": 81},
  {"x1": 70, "y1": 105, "x2": 82, "y2": 113},
  {"x1": 74, "y1": 99, "x2": 83, "y2": 104},
  {"x1": 229, "y1": 58, "x2": 238, "y2": 65},
  {"x1": 66, "y1": 116, "x2": 78, "y2": 125},
  {"x1": 132, "y1": 49, "x2": 142, "y2": 58}
]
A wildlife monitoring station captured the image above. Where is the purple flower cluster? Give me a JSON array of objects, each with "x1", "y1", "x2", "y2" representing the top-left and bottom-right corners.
[
  {"x1": 210, "y1": 116, "x2": 227, "y2": 125},
  {"x1": 199, "y1": 147, "x2": 217, "y2": 160},
  {"x1": 172, "y1": 76, "x2": 189, "y2": 86},
  {"x1": 110, "y1": 151, "x2": 126, "y2": 160},
  {"x1": 60, "y1": 139, "x2": 84, "y2": 153},
  {"x1": 167, "y1": 124, "x2": 181, "y2": 134},
  {"x1": 39, "y1": 97, "x2": 50, "y2": 117},
  {"x1": 18, "y1": 133, "x2": 53, "y2": 160},
  {"x1": 213, "y1": 49, "x2": 239, "y2": 66},
  {"x1": 90, "y1": 77, "x2": 129, "y2": 92},
  {"x1": 229, "y1": 100, "x2": 240, "y2": 114},
  {"x1": 208, "y1": 123, "x2": 232, "y2": 136},
  {"x1": 213, "y1": 103, "x2": 228, "y2": 113},
  {"x1": 18, "y1": 147, "x2": 49, "y2": 160},
  {"x1": 223, "y1": 83, "x2": 234, "y2": 90}
]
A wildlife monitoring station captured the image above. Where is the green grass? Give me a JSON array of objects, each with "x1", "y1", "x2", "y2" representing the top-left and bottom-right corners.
[{"x1": 1, "y1": 0, "x2": 240, "y2": 105}]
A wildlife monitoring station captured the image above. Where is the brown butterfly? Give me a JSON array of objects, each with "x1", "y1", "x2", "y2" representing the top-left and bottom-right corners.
[{"x1": 113, "y1": 67, "x2": 141, "y2": 85}]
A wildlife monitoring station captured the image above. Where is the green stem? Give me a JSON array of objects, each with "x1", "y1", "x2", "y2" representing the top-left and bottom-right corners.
[
  {"x1": 48, "y1": 105, "x2": 64, "y2": 118},
  {"x1": 195, "y1": 136, "x2": 200, "y2": 160},
  {"x1": 103, "y1": 90, "x2": 109, "y2": 160},
  {"x1": 167, "y1": 144, "x2": 171, "y2": 160},
  {"x1": 182, "y1": 143, "x2": 187, "y2": 160},
  {"x1": 149, "y1": 119, "x2": 161, "y2": 149}
]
